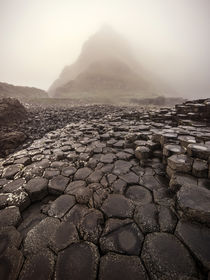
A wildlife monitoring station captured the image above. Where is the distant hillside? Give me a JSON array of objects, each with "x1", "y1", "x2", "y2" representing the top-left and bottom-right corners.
[
  {"x1": 0, "y1": 82, "x2": 48, "y2": 99},
  {"x1": 49, "y1": 26, "x2": 166, "y2": 99}
]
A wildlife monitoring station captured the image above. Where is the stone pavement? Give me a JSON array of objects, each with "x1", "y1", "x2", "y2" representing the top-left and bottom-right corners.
[{"x1": 0, "y1": 101, "x2": 210, "y2": 279}]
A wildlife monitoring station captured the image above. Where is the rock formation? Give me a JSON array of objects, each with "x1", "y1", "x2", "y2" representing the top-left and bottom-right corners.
[
  {"x1": 0, "y1": 82, "x2": 48, "y2": 99},
  {"x1": 49, "y1": 26, "x2": 164, "y2": 99},
  {"x1": 0, "y1": 98, "x2": 210, "y2": 279}
]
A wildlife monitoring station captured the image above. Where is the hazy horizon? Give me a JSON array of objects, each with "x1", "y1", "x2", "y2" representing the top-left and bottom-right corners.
[{"x1": 1, "y1": 0, "x2": 210, "y2": 98}]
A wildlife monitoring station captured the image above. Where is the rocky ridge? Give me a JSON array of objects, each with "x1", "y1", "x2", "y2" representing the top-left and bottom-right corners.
[{"x1": 0, "y1": 98, "x2": 210, "y2": 279}]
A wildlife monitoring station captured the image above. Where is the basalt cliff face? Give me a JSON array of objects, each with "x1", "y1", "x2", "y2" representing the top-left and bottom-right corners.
[{"x1": 49, "y1": 26, "x2": 164, "y2": 100}]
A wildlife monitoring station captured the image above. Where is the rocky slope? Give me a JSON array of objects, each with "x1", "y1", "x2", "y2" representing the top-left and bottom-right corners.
[{"x1": 0, "y1": 82, "x2": 48, "y2": 99}]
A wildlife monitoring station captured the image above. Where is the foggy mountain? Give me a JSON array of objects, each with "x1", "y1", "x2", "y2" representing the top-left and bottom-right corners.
[{"x1": 49, "y1": 26, "x2": 167, "y2": 99}]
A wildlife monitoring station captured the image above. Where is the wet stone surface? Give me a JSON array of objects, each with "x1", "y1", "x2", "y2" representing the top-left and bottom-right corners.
[{"x1": 0, "y1": 101, "x2": 210, "y2": 279}]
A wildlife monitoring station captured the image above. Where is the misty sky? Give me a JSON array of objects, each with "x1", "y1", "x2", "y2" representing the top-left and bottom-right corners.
[{"x1": 0, "y1": 0, "x2": 209, "y2": 98}]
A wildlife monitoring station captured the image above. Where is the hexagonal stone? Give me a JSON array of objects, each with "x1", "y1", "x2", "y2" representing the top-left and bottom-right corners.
[
  {"x1": 101, "y1": 194, "x2": 134, "y2": 218},
  {"x1": 177, "y1": 186, "x2": 210, "y2": 225},
  {"x1": 65, "y1": 180, "x2": 87, "y2": 194},
  {"x1": 61, "y1": 166, "x2": 77, "y2": 177},
  {"x1": 22, "y1": 162, "x2": 44, "y2": 180},
  {"x1": 192, "y1": 159, "x2": 208, "y2": 178},
  {"x1": 99, "y1": 252, "x2": 148, "y2": 280},
  {"x1": 116, "y1": 151, "x2": 132, "y2": 160},
  {"x1": 125, "y1": 185, "x2": 152, "y2": 205},
  {"x1": 169, "y1": 173, "x2": 197, "y2": 191},
  {"x1": 48, "y1": 195, "x2": 76, "y2": 218},
  {"x1": 176, "y1": 221, "x2": 210, "y2": 270},
  {"x1": 55, "y1": 242, "x2": 99, "y2": 280},
  {"x1": 163, "y1": 144, "x2": 182, "y2": 157},
  {"x1": 43, "y1": 168, "x2": 60, "y2": 179},
  {"x1": 49, "y1": 221, "x2": 79, "y2": 253},
  {"x1": 168, "y1": 154, "x2": 193, "y2": 173},
  {"x1": 19, "y1": 250, "x2": 55, "y2": 280},
  {"x1": 134, "y1": 204, "x2": 159, "y2": 233},
  {"x1": 6, "y1": 189, "x2": 31, "y2": 211},
  {"x1": 119, "y1": 172, "x2": 139, "y2": 184},
  {"x1": 113, "y1": 160, "x2": 132, "y2": 175},
  {"x1": 112, "y1": 179, "x2": 127, "y2": 194},
  {"x1": 135, "y1": 146, "x2": 151, "y2": 160},
  {"x1": 24, "y1": 177, "x2": 48, "y2": 201},
  {"x1": 100, "y1": 220, "x2": 143, "y2": 255},
  {"x1": 87, "y1": 170, "x2": 103, "y2": 184},
  {"x1": 100, "y1": 153, "x2": 116, "y2": 164},
  {"x1": 153, "y1": 188, "x2": 174, "y2": 207},
  {"x1": 0, "y1": 206, "x2": 22, "y2": 227},
  {"x1": 2, "y1": 164, "x2": 23, "y2": 179},
  {"x1": 48, "y1": 175, "x2": 69, "y2": 195},
  {"x1": 64, "y1": 204, "x2": 89, "y2": 227},
  {"x1": 67, "y1": 184, "x2": 93, "y2": 204},
  {"x1": 23, "y1": 217, "x2": 60, "y2": 255},
  {"x1": 141, "y1": 233, "x2": 197, "y2": 280},
  {"x1": 0, "y1": 248, "x2": 24, "y2": 280},
  {"x1": 158, "y1": 206, "x2": 177, "y2": 233},
  {"x1": 179, "y1": 135, "x2": 196, "y2": 149},
  {"x1": 139, "y1": 175, "x2": 160, "y2": 191},
  {"x1": 79, "y1": 209, "x2": 104, "y2": 244},
  {"x1": 14, "y1": 156, "x2": 31, "y2": 166},
  {"x1": 74, "y1": 167, "x2": 92, "y2": 180},
  {"x1": 187, "y1": 143, "x2": 210, "y2": 160},
  {"x1": 2, "y1": 178, "x2": 26, "y2": 193},
  {"x1": 0, "y1": 226, "x2": 22, "y2": 254}
]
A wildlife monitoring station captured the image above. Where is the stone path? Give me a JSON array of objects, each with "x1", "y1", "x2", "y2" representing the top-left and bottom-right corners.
[{"x1": 0, "y1": 102, "x2": 210, "y2": 279}]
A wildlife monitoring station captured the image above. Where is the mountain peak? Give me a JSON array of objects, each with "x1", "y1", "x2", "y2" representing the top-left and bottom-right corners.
[{"x1": 48, "y1": 27, "x2": 160, "y2": 99}]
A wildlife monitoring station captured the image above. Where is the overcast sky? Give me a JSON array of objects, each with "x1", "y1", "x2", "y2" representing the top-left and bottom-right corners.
[{"x1": 0, "y1": 0, "x2": 209, "y2": 97}]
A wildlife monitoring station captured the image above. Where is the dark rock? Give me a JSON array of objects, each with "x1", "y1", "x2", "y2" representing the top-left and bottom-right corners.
[
  {"x1": 19, "y1": 250, "x2": 55, "y2": 280},
  {"x1": 112, "y1": 179, "x2": 127, "y2": 194},
  {"x1": 64, "y1": 204, "x2": 89, "y2": 227},
  {"x1": 0, "y1": 248, "x2": 24, "y2": 280},
  {"x1": 0, "y1": 226, "x2": 22, "y2": 254},
  {"x1": 119, "y1": 171, "x2": 139, "y2": 184},
  {"x1": 100, "y1": 221, "x2": 143, "y2": 255},
  {"x1": 55, "y1": 242, "x2": 99, "y2": 280},
  {"x1": 177, "y1": 185, "x2": 210, "y2": 225},
  {"x1": 61, "y1": 165, "x2": 77, "y2": 177},
  {"x1": 43, "y1": 168, "x2": 60, "y2": 179},
  {"x1": 141, "y1": 232, "x2": 197, "y2": 280},
  {"x1": 0, "y1": 206, "x2": 22, "y2": 227},
  {"x1": 74, "y1": 167, "x2": 92, "y2": 180},
  {"x1": 125, "y1": 185, "x2": 152, "y2": 205},
  {"x1": 79, "y1": 209, "x2": 104, "y2": 244},
  {"x1": 187, "y1": 143, "x2": 210, "y2": 160},
  {"x1": 169, "y1": 173, "x2": 197, "y2": 191},
  {"x1": 168, "y1": 154, "x2": 193, "y2": 173},
  {"x1": 158, "y1": 206, "x2": 177, "y2": 232},
  {"x1": 24, "y1": 177, "x2": 48, "y2": 201},
  {"x1": 113, "y1": 160, "x2": 132, "y2": 175},
  {"x1": 49, "y1": 221, "x2": 79, "y2": 253},
  {"x1": 99, "y1": 252, "x2": 148, "y2": 280},
  {"x1": 23, "y1": 217, "x2": 60, "y2": 255},
  {"x1": 48, "y1": 194, "x2": 76, "y2": 218},
  {"x1": 176, "y1": 221, "x2": 210, "y2": 270},
  {"x1": 192, "y1": 158, "x2": 208, "y2": 178},
  {"x1": 134, "y1": 203, "x2": 159, "y2": 233},
  {"x1": 2, "y1": 164, "x2": 23, "y2": 179},
  {"x1": 48, "y1": 175, "x2": 69, "y2": 194},
  {"x1": 101, "y1": 194, "x2": 134, "y2": 218}
]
